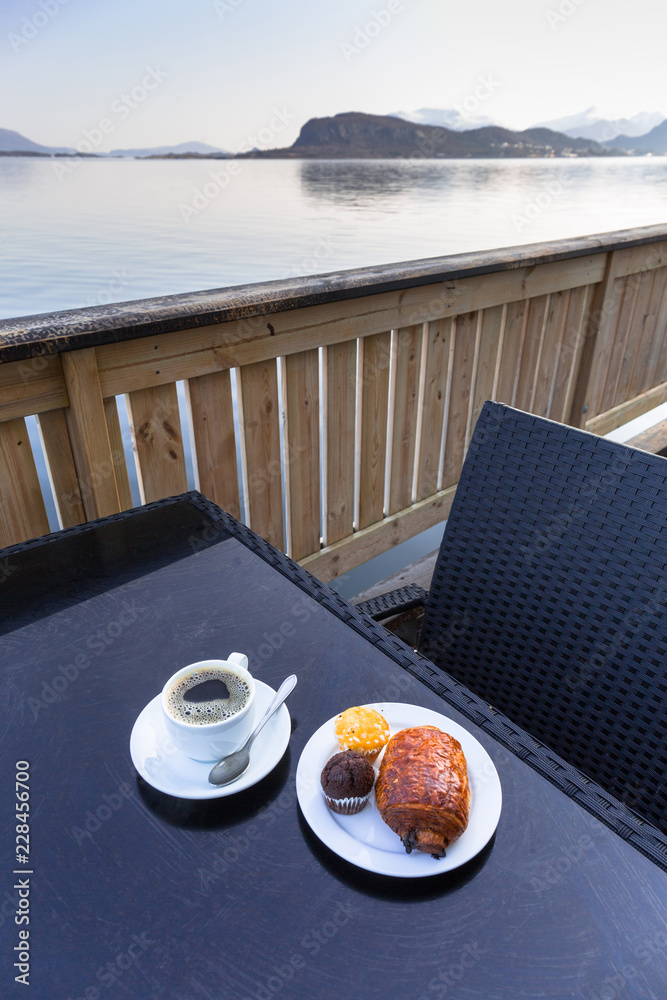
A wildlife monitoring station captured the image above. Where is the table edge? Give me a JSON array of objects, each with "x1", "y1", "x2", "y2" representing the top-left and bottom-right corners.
[{"x1": 5, "y1": 489, "x2": 667, "y2": 874}]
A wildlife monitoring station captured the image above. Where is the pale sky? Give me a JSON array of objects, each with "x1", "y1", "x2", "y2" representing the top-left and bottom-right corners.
[{"x1": 1, "y1": 0, "x2": 665, "y2": 152}]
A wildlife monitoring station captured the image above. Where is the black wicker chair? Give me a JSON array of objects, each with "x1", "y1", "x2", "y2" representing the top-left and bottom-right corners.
[{"x1": 356, "y1": 400, "x2": 667, "y2": 831}]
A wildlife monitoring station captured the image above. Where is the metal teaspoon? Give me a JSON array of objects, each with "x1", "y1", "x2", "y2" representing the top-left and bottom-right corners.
[{"x1": 208, "y1": 674, "x2": 297, "y2": 786}]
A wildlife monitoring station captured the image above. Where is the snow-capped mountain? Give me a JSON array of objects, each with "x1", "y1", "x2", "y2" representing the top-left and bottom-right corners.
[
  {"x1": 390, "y1": 107, "x2": 499, "y2": 132},
  {"x1": 606, "y1": 119, "x2": 667, "y2": 154},
  {"x1": 533, "y1": 107, "x2": 665, "y2": 141}
]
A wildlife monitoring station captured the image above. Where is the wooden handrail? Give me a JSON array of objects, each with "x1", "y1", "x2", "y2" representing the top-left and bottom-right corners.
[
  {"x1": 2, "y1": 224, "x2": 667, "y2": 362},
  {"x1": 1, "y1": 223, "x2": 667, "y2": 577}
]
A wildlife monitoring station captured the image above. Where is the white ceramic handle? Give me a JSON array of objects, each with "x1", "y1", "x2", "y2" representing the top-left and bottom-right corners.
[{"x1": 227, "y1": 652, "x2": 249, "y2": 672}]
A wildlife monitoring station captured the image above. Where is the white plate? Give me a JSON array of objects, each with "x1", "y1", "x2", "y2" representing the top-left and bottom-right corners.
[
  {"x1": 130, "y1": 679, "x2": 291, "y2": 799},
  {"x1": 296, "y1": 703, "x2": 502, "y2": 877}
]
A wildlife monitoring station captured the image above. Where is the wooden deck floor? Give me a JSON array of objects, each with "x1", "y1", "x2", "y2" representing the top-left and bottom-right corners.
[
  {"x1": 349, "y1": 549, "x2": 438, "y2": 648},
  {"x1": 626, "y1": 418, "x2": 667, "y2": 456},
  {"x1": 350, "y1": 548, "x2": 438, "y2": 605}
]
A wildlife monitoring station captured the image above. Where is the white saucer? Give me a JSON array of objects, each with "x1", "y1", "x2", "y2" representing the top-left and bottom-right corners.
[
  {"x1": 130, "y1": 679, "x2": 292, "y2": 799},
  {"x1": 296, "y1": 703, "x2": 502, "y2": 877}
]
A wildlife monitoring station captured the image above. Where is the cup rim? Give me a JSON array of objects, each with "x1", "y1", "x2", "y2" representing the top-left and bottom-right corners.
[{"x1": 161, "y1": 659, "x2": 255, "y2": 730}]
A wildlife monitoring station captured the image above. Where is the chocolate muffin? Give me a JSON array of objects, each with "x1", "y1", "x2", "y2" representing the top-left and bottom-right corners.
[{"x1": 320, "y1": 749, "x2": 375, "y2": 814}]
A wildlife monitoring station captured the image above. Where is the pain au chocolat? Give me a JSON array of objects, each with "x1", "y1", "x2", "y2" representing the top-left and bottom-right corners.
[{"x1": 375, "y1": 726, "x2": 471, "y2": 859}]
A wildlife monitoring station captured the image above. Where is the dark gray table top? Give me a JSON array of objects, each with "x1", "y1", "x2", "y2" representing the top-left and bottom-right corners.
[{"x1": 1, "y1": 494, "x2": 666, "y2": 1000}]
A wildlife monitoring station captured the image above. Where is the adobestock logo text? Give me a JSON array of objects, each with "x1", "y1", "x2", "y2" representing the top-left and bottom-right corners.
[
  {"x1": 340, "y1": 2, "x2": 404, "y2": 62},
  {"x1": 8, "y1": 0, "x2": 71, "y2": 54},
  {"x1": 179, "y1": 107, "x2": 293, "y2": 221},
  {"x1": 53, "y1": 65, "x2": 168, "y2": 179}
]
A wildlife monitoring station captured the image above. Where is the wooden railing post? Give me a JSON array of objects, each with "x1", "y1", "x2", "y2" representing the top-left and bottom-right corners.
[
  {"x1": 566, "y1": 251, "x2": 616, "y2": 427},
  {"x1": 61, "y1": 348, "x2": 121, "y2": 520},
  {"x1": 125, "y1": 383, "x2": 187, "y2": 504},
  {"x1": 576, "y1": 240, "x2": 667, "y2": 433},
  {"x1": 35, "y1": 409, "x2": 86, "y2": 527},
  {"x1": 0, "y1": 418, "x2": 49, "y2": 544}
]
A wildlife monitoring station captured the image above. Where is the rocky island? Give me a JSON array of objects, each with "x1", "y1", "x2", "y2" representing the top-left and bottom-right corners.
[
  {"x1": 239, "y1": 111, "x2": 622, "y2": 159},
  {"x1": 0, "y1": 112, "x2": 634, "y2": 160}
]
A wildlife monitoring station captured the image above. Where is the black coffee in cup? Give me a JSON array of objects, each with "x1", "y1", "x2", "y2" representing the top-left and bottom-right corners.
[{"x1": 166, "y1": 667, "x2": 250, "y2": 725}]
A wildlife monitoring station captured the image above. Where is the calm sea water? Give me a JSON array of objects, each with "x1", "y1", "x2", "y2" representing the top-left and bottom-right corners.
[
  {"x1": 3, "y1": 155, "x2": 667, "y2": 595},
  {"x1": 2, "y1": 155, "x2": 667, "y2": 319}
]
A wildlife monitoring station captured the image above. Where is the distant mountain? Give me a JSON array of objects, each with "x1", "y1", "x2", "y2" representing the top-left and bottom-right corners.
[
  {"x1": 604, "y1": 119, "x2": 667, "y2": 153},
  {"x1": 0, "y1": 128, "x2": 74, "y2": 154},
  {"x1": 109, "y1": 141, "x2": 227, "y2": 157},
  {"x1": 241, "y1": 112, "x2": 621, "y2": 159},
  {"x1": 0, "y1": 129, "x2": 227, "y2": 158},
  {"x1": 390, "y1": 107, "x2": 499, "y2": 132},
  {"x1": 534, "y1": 107, "x2": 665, "y2": 141},
  {"x1": 1, "y1": 114, "x2": 633, "y2": 162}
]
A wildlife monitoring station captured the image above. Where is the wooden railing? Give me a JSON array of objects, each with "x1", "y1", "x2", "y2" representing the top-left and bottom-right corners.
[{"x1": 1, "y1": 223, "x2": 667, "y2": 580}]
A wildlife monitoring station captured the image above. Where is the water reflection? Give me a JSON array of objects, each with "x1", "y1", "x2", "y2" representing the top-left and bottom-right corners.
[
  {"x1": 298, "y1": 158, "x2": 580, "y2": 207},
  {"x1": 298, "y1": 159, "x2": 464, "y2": 205},
  {"x1": 0, "y1": 154, "x2": 46, "y2": 191}
]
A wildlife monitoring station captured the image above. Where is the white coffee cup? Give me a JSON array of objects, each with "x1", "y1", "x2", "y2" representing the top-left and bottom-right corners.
[{"x1": 161, "y1": 653, "x2": 255, "y2": 762}]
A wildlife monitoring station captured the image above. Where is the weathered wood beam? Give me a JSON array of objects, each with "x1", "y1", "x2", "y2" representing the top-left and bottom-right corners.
[{"x1": 2, "y1": 224, "x2": 667, "y2": 364}]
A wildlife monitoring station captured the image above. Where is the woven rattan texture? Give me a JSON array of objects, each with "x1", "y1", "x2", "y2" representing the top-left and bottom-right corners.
[
  {"x1": 5, "y1": 490, "x2": 667, "y2": 872},
  {"x1": 353, "y1": 583, "x2": 428, "y2": 621},
  {"x1": 419, "y1": 401, "x2": 667, "y2": 832}
]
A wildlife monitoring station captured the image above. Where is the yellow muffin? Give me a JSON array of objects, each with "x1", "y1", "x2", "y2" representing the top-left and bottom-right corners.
[{"x1": 334, "y1": 706, "x2": 390, "y2": 763}]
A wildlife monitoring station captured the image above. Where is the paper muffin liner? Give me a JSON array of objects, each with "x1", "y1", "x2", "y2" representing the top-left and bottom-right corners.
[
  {"x1": 337, "y1": 744, "x2": 384, "y2": 762},
  {"x1": 324, "y1": 792, "x2": 370, "y2": 815}
]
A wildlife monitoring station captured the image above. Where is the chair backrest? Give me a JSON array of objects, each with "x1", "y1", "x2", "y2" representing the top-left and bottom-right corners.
[{"x1": 419, "y1": 400, "x2": 667, "y2": 830}]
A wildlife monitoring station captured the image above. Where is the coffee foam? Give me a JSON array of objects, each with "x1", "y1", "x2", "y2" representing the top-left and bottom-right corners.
[{"x1": 166, "y1": 667, "x2": 250, "y2": 726}]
